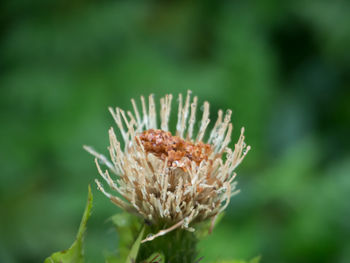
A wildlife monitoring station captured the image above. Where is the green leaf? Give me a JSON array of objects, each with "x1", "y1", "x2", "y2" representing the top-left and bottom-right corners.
[
  {"x1": 108, "y1": 212, "x2": 142, "y2": 261},
  {"x1": 125, "y1": 226, "x2": 145, "y2": 263},
  {"x1": 141, "y1": 252, "x2": 164, "y2": 263},
  {"x1": 44, "y1": 185, "x2": 93, "y2": 263}
]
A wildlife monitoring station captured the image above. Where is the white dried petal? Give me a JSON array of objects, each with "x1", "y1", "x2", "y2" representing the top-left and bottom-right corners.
[{"x1": 85, "y1": 90, "x2": 250, "y2": 242}]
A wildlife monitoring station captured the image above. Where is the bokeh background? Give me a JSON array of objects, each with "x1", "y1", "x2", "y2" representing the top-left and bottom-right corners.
[{"x1": 1, "y1": 1, "x2": 350, "y2": 262}]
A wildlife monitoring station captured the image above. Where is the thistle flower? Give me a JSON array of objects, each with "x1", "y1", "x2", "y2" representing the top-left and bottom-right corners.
[{"x1": 84, "y1": 91, "x2": 250, "y2": 243}]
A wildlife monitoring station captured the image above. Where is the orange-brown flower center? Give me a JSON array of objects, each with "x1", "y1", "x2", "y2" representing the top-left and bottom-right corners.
[{"x1": 138, "y1": 129, "x2": 212, "y2": 167}]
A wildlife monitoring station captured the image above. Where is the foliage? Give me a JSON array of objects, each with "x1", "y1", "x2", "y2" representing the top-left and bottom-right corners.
[
  {"x1": 108, "y1": 212, "x2": 143, "y2": 262},
  {"x1": 41, "y1": 191, "x2": 251, "y2": 262},
  {"x1": 125, "y1": 226, "x2": 145, "y2": 263},
  {"x1": 142, "y1": 253, "x2": 165, "y2": 263}
]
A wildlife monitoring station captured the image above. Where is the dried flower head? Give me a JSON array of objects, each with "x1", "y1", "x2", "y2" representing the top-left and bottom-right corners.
[{"x1": 84, "y1": 91, "x2": 250, "y2": 242}]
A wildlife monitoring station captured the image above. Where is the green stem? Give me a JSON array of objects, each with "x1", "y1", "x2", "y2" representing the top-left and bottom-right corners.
[{"x1": 138, "y1": 228, "x2": 198, "y2": 263}]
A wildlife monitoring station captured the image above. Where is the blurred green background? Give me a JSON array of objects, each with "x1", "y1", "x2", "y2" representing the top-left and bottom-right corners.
[{"x1": 1, "y1": 1, "x2": 349, "y2": 262}]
